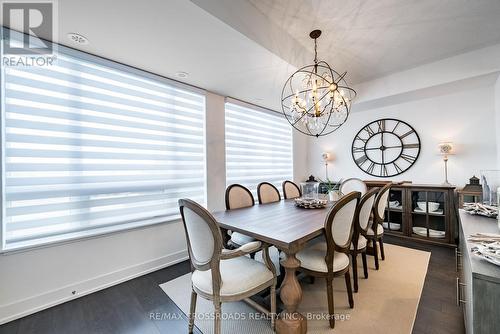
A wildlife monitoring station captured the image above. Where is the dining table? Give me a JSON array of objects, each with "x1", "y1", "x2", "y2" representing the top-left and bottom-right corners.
[{"x1": 212, "y1": 199, "x2": 332, "y2": 334}]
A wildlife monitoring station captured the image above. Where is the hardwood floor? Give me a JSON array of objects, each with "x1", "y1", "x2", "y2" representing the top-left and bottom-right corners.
[
  {"x1": 0, "y1": 237, "x2": 464, "y2": 334},
  {"x1": 384, "y1": 235, "x2": 465, "y2": 334}
]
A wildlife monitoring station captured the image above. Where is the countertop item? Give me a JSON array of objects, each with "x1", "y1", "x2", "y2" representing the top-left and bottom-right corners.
[{"x1": 459, "y1": 210, "x2": 500, "y2": 283}]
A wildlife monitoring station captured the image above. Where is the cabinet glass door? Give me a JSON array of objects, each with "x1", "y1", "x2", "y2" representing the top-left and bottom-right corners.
[
  {"x1": 384, "y1": 188, "x2": 403, "y2": 233},
  {"x1": 410, "y1": 190, "x2": 446, "y2": 240}
]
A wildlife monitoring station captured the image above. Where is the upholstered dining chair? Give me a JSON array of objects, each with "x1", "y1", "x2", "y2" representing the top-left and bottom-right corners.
[
  {"x1": 340, "y1": 178, "x2": 368, "y2": 196},
  {"x1": 295, "y1": 191, "x2": 361, "y2": 329},
  {"x1": 179, "y1": 199, "x2": 277, "y2": 334},
  {"x1": 350, "y1": 188, "x2": 378, "y2": 292},
  {"x1": 282, "y1": 180, "x2": 301, "y2": 199},
  {"x1": 257, "y1": 182, "x2": 281, "y2": 204},
  {"x1": 225, "y1": 184, "x2": 256, "y2": 248},
  {"x1": 364, "y1": 182, "x2": 392, "y2": 270}
]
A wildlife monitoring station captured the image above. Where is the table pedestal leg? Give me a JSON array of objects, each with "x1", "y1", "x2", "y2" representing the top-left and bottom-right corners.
[
  {"x1": 220, "y1": 228, "x2": 230, "y2": 248},
  {"x1": 276, "y1": 251, "x2": 307, "y2": 334}
]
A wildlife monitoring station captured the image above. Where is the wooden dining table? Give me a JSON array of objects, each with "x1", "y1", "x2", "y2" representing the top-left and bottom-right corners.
[{"x1": 212, "y1": 199, "x2": 332, "y2": 334}]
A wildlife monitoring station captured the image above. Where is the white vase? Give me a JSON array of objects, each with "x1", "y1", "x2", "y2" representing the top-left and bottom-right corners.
[{"x1": 328, "y1": 191, "x2": 339, "y2": 202}]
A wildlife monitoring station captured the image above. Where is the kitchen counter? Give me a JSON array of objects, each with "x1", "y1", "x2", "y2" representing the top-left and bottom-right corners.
[
  {"x1": 458, "y1": 209, "x2": 500, "y2": 333},
  {"x1": 459, "y1": 210, "x2": 500, "y2": 283}
]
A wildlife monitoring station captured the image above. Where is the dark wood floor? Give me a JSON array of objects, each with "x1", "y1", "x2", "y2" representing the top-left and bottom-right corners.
[
  {"x1": 384, "y1": 236, "x2": 465, "y2": 334},
  {"x1": 0, "y1": 237, "x2": 464, "y2": 334}
]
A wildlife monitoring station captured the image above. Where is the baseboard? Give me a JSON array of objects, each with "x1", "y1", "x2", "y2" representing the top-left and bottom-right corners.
[{"x1": 0, "y1": 249, "x2": 189, "y2": 325}]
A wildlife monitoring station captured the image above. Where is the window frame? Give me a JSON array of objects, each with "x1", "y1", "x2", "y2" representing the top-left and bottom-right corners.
[
  {"x1": 0, "y1": 27, "x2": 207, "y2": 253},
  {"x1": 224, "y1": 98, "x2": 294, "y2": 199}
]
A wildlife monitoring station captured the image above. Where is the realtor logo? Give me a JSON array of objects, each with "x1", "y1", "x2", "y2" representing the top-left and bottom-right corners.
[{"x1": 1, "y1": 1, "x2": 53, "y2": 54}]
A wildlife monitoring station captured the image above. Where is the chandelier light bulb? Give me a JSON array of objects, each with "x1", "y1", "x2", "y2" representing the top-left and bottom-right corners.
[{"x1": 281, "y1": 30, "x2": 356, "y2": 137}]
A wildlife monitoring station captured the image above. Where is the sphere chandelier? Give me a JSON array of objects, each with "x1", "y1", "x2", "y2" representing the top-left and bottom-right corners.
[{"x1": 281, "y1": 30, "x2": 356, "y2": 137}]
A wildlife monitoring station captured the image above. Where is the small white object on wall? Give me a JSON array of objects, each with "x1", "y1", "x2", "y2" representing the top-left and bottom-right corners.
[
  {"x1": 322, "y1": 152, "x2": 331, "y2": 179},
  {"x1": 439, "y1": 142, "x2": 454, "y2": 186}
]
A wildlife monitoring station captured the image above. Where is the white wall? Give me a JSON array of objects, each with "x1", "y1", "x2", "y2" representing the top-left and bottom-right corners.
[
  {"x1": 0, "y1": 221, "x2": 187, "y2": 324},
  {"x1": 308, "y1": 82, "x2": 498, "y2": 185},
  {"x1": 495, "y1": 76, "x2": 500, "y2": 168},
  {"x1": 305, "y1": 46, "x2": 500, "y2": 187},
  {"x1": 206, "y1": 92, "x2": 227, "y2": 212}
]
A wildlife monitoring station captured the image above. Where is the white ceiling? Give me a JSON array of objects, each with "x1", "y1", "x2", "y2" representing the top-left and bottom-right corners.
[
  {"x1": 213, "y1": 0, "x2": 500, "y2": 84},
  {"x1": 2, "y1": 0, "x2": 500, "y2": 111},
  {"x1": 2, "y1": 0, "x2": 295, "y2": 110}
]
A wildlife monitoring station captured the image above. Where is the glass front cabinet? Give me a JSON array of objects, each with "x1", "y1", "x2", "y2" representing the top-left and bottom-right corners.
[
  {"x1": 376, "y1": 183, "x2": 455, "y2": 246},
  {"x1": 384, "y1": 187, "x2": 405, "y2": 235}
]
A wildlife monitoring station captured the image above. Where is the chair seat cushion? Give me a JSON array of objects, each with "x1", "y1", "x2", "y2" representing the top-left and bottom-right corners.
[
  {"x1": 230, "y1": 232, "x2": 255, "y2": 246},
  {"x1": 296, "y1": 241, "x2": 350, "y2": 273},
  {"x1": 350, "y1": 235, "x2": 367, "y2": 250},
  {"x1": 191, "y1": 256, "x2": 274, "y2": 297},
  {"x1": 367, "y1": 224, "x2": 384, "y2": 236}
]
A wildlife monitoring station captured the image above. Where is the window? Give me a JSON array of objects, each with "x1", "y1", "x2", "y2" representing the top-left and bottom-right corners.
[
  {"x1": 225, "y1": 101, "x2": 293, "y2": 198},
  {"x1": 1, "y1": 29, "x2": 206, "y2": 251}
]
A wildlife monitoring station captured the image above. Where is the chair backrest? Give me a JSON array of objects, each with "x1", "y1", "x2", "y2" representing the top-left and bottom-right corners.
[
  {"x1": 324, "y1": 191, "x2": 361, "y2": 254},
  {"x1": 179, "y1": 199, "x2": 222, "y2": 271},
  {"x1": 225, "y1": 184, "x2": 255, "y2": 210},
  {"x1": 257, "y1": 182, "x2": 281, "y2": 204},
  {"x1": 374, "y1": 182, "x2": 392, "y2": 223},
  {"x1": 340, "y1": 178, "x2": 368, "y2": 196},
  {"x1": 357, "y1": 188, "x2": 378, "y2": 233},
  {"x1": 282, "y1": 180, "x2": 301, "y2": 199}
]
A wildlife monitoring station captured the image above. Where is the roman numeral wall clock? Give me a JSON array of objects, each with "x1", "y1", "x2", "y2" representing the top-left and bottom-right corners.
[{"x1": 351, "y1": 118, "x2": 421, "y2": 177}]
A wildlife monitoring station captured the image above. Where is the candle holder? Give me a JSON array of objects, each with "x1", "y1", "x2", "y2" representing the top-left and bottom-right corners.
[
  {"x1": 438, "y1": 142, "x2": 453, "y2": 186},
  {"x1": 321, "y1": 152, "x2": 331, "y2": 180}
]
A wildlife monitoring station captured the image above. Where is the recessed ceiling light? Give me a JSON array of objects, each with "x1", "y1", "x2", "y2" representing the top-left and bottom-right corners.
[
  {"x1": 175, "y1": 71, "x2": 189, "y2": 79},
  {"x1": 67, "y1": 33, "x2": 89, "y2": 45}
]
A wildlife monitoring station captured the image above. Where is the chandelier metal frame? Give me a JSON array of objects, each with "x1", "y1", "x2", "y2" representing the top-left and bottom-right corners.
[{"x1": 281, "y1": 30, "x2": 356, "y2": 137}]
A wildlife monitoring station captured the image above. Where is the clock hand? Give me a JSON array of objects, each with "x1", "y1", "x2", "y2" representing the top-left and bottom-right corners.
[
  {"x1": 381, "y1": 132, "x2": 384, "y2": 165},
  {"x1": 365, "y1": 145, "x2": 402, "y2": 150}
]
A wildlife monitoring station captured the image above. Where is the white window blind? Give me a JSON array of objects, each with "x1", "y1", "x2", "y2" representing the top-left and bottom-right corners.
[
  {"x1": 1, "y1": 32, "x2": 206, "y2": 250},
  {"x1": 225, "y1": 102, "x2": 293, "y2": 198}
]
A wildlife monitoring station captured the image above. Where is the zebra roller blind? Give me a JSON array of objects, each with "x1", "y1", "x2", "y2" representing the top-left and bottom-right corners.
[
  {"x1": 1, "y1": 30, "x2": 206, "y2": 250},
  {"x1": 225, "y1": 101, "x2": 293, "y2": 198}
]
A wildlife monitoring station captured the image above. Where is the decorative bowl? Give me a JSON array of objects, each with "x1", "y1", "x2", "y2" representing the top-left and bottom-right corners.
[
  {"x1": 412, "y1": 227, "x2": 445, "y2": 238},
  {"x1": 417, "y1": 201, "x2": 440, "y2": 212},
  {"x1": 417, "y1": 202, "x2": 427, "y2": 211},
  {"x1": 428, "y1": 202, "x2": 440, "y2": 212},
  {"x1": 294, "y1": 198, "x2": 328, "y2": 209},
  {"x1": 382, "y1": 222, "x2": 401, "y2": 230}
]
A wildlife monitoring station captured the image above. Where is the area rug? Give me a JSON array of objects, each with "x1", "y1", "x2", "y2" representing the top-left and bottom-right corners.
[{"x1": 160, "y1": 244, "x2": 430, "y2": 333}]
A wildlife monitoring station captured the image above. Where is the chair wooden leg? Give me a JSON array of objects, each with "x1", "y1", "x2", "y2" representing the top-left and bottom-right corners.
[
  {"x1": 270, "y1": 283, "x2": 276, "y2": 331},
  {"x1": 372, "y1": 239, "x2": 379, "y2": 270},
  {"x1": 352, "y1": 253, "x2": 359, "y2": 293},
  {"x1": 361, "y1": 251, "x2": 368, "y2": 279},
  {"x1": 379, "y1": 237, "x2": 385, "y2": 260},
  {"x1": 214, "y1": 300, "x2": 222, "y2": 334},
  {"x1": 188, "y1": 289, "x2": 197, "y2": 333},
  {"x1": 326, "y1": 277, "x2": 335, "y2": 329},
  {"x1": 344, "y1": 271, "x2": 354, "y2": 309}
]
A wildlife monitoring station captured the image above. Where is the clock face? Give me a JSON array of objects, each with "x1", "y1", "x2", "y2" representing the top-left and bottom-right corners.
[{"x1": 351, "y1": 119, "x2": 420, "y2": 177}]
